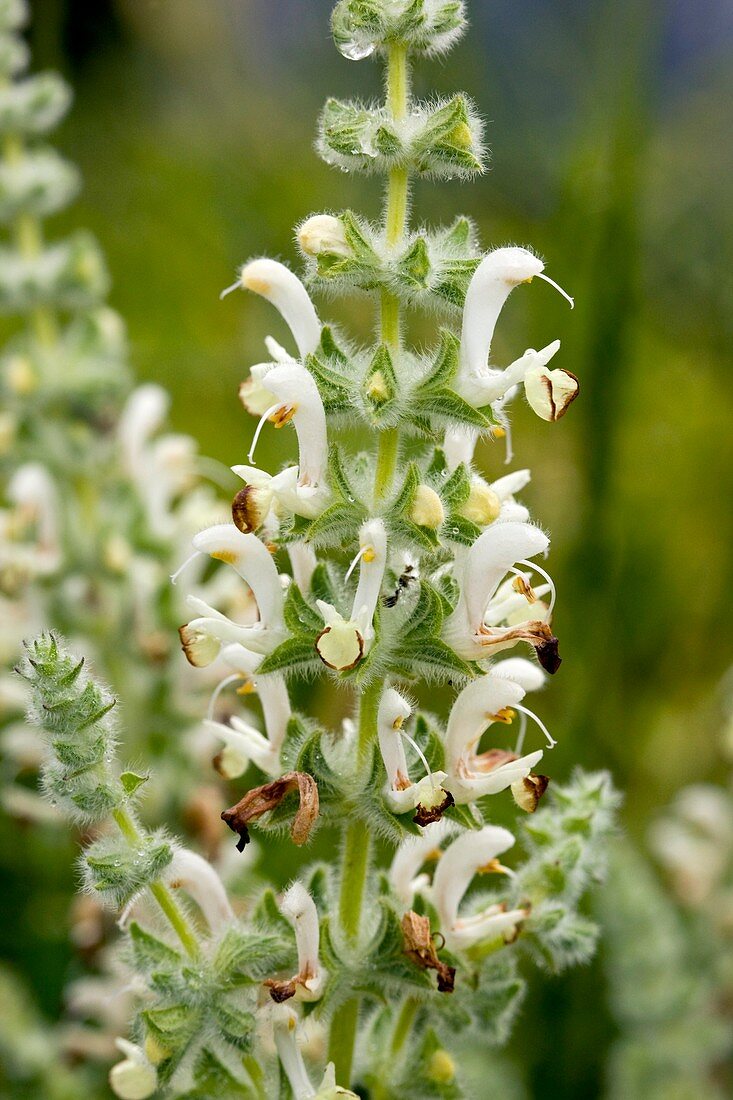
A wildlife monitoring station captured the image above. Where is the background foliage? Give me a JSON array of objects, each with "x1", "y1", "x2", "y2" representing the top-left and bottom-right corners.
[{"x1": 2, "y1": 0, "x2": 732, "y2": 1097}]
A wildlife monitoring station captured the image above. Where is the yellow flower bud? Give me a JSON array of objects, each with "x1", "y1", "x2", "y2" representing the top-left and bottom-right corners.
[
  {"x1": 143, "y1": 1034, "x2": 171, "y2": 1066},
  {"x1": 409, "y1": 484, "x2": 444, "y2": 529},
  {"x1": 427, "y1": 1049, "x2": 455, "y2": 1084},
  {"x1": 460, "y1": 479, "x2": 500, "y2": 525}
]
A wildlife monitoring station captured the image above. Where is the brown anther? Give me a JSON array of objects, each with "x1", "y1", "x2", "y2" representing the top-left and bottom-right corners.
[
  {"x1": 401, "y1": 911, "x2": 455, "y2": 993},
  {"x1": 488, "y1": 707, "x2": 516, "y2": 725},
  {"x1": 413, "y1": 790, "x2": 455, "y2": 828},
  {"x1": 271, "y1": 404, "x2": 296, "y2": 428},
  {"x1": 512, "y1": 575, "x2": 537, "y2": 602},
  {"x1": 222, "y1": 771, "x2": 319, "y2": 852},
  {"x1": 394, "y1": 770, "x2": 412, "y2": 791},
  {"x1": 511, "y1": 773, "x2": 550, "y2": 813}
]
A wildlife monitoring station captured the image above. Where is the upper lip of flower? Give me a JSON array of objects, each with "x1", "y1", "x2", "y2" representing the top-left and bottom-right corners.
[
  {"x1": 191, "y1": 524, "x2": 285, "y2": 632},
  {"x1": 223, "y1": 257, "x2": 321, "y2": 361}
]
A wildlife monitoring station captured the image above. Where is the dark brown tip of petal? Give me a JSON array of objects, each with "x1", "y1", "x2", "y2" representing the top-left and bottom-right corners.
[
  {"x1": 264, "y1": 978, "x2": 297, "y2": 1003},
  {"x1": 536, "y1": 634, "x2": 561, "y2": 674},
  {"x1": 413, "y1": 790, "x2": 455, "y2": 828},
  {"x1": 222, "y1": 771, "x2": 319, "y2": 851},
  {"x1": 401, "y1": 910, "x2": 455, "y2": 993}
]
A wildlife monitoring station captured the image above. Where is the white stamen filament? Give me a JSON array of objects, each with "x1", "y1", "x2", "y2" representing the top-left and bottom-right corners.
[
  {"x1": 517, "y1": 558, "x2": 556, "y2": 620},
  {"x1": 344, "y1": 545, "x2": 367, "y2": 583},
  {"x1": 513, "y1": 703, "x2": 556, "y2": 748},
  {"x1": 248, "y1": 402, "x2": 285, "y2": 464},
  {"x1": 514, "y1": 711, "x2": 528, "y2": 754},
  {"x1": 398, "y1": 727, "x2": 436, "y2": 789},
  {"x1": 219, "y1": 280, "x2": 240, "y2": 300},
  {"x1": 170, "y1": 550, "x2": 201, "y2": 585},
  {"x1": 207, "y1": 674, "x2": 243, "y2": 720},
  {"x1": 536, "y1": 272, "x2": 574, "y2": 309}
]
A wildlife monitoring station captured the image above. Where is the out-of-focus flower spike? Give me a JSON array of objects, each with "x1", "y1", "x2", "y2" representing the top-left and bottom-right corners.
[
  {"x1": 165, "y1": 847, "x2": 234, "y2": 934},
  {"x1": 226, "y1": 258, "x2": 321, "y2": 360},
  {"x1": 117, "y1": 383, "x2": 169, "y2": 481}
]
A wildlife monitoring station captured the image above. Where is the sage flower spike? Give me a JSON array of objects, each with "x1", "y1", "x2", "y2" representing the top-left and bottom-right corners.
[
  {"x1": 315, "y1": 519, "x2": 387, "y2": 670},
  {"x1": 442, "y1": 672, "x2": 544, "y2": 804},
  {"x1": 432, "y1": 826, "x2": 530, "y2": 951},
  {"x1": 377, "y1": 686, "x2": 450, "y2": 818},
  {"x1": 456, "y1": 244, "x2": 573, "y2": 407},
  {"x1": 223, "y1": 257, "x2": 321, "y2": 360},
  {"x1": 443, "y1": 520, "x2": 560, "y2": 671},
  {"x1": 165, "y1": 847, "x2": 234, "y2": 934}
]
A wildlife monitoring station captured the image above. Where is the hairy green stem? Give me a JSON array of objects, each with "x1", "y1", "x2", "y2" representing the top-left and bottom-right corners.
[
  {"x1": 390, "y1": 997, "x2": 419, "y2": 1055},
  {"x1": 376, "y1": 42, "x2": 411, "y2": 503},
  {"x1": 330, "y1": 41, "x2": 414, "y2": 1088},
  {"x1": 112, "y1": 807, "x2": 200, "y2": 960}
]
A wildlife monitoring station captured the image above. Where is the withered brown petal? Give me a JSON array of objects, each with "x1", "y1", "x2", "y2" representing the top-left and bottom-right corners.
[
  {"x1": 264, "y1": 978, "x2": 297, "y2": 1003},
  {"x1": 221, "y1": 771, "x2": 319, "y2": 851},
  {"x1": 231, "y1": 486, "x2": 260, "y2": 534},
  {"x1": 536, "y1": 633, "x2": 561, "y2": 674},
  {"x1": 512, "y1": 774, "x2": 550, "y2": 813},
  {"x1": 413, "y1": 790, "x2": 455, "y2": 828},
  {"x1": 401, "y1": 910, "x2": 456, "y2": 993}
]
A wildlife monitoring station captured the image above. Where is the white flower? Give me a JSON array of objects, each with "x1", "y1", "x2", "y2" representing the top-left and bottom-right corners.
[
  {"x1": 165, "y1": 847, "x2": 234, "y2": 934},
  {"x1": 118, "y1": 383, "x2": 168, "y2": 481},
  {"x1": 455, "y1": 246, "x2": 573, "y2": 409},
  {"x1": 442, "y1": 520, "x2": 560, "y2": 671},
  {"x1": 442, "y1": 672, "x2": 544, "y2": 804},
  {"x1": 489, "y1": 469, "x2": 532, "y2": 523},
  {"x1": 298, "y1": 214, "x2": 350, "y2": 258},
  {"x1": 204, "y1": 642, "x2": 290, "y2": 777},
  {"x1": 236, "y1": 362, "x2": 331, "y2": 520},
  {"x1": 389, "y1": 821, "x2": 452, "y2": 908},
  {"x1": 432, "y1": 826, "x2": 529, "y2": 951},
  {"x1": 224, "y1": 257, "x2": 321, "y2": 360},
  {"x1": 109, "y1": 1039, "x2": 157, "y2": 1100},
  {"x1": 288, "y1": 542, "x2": 318, "y2": 592},
  {"x1": 278, "y1": 881, "x2": 326, "y2": 1000},
  {"x1": 315, "y1": 519, "x2": 387, "y2": 670},
  {"x1": 1, "y1": 464, "x2": 61, "y2": 580},
  {"x1": 524, "y1": 359, "x2": 580, "y2": 421},
  {"x1": 376, "y1": 686, "x2": 449, "y2": 816},
  {"x1": 272, "y1": 1008, "x2": 357, "y2": 1100},
  {"x1": 177, "y1": 525, "x2": 286, "y2": 666}
]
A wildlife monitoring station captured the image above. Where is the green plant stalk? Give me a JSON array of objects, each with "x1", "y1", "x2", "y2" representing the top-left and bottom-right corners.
[
  {"x1": 372, "y1": 998, "x2": 420, "y2": 1100},
  {"x1": 2, "y1": 133, "x2": 59, "y2": 346},
  {"x1": 330, "y1": 45, "x2": 414, "y2": 1084},
  {"x1": 375, "y1": 42, "x2": 410, "y2": 503},
  {"x1": 112, "y1": 806, "x2": 200, "y2": 960}
]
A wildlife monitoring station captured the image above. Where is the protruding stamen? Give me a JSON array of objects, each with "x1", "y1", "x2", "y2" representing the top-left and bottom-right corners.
[
  {"x1": 248, "y1": 402, "x2": 284, "y2": 464},
  {"x1": 514, "y1": 711, "x2": 528, "y2": 754},
  {"x1": 219, "y1": 280, "x2": 240, "y2": 300},
  {"x1": 207, "y1": 674, "x2": 243, "y2": 721},
  {"x1": 518, "y1": 558, "x2": 556, "y2": 620},
  {"x1": 170, "y1": 550, "x2": 202, "y2": 585},
  {"x1": 344, "y1": 545, "x2": 367, "y2": 583},
  {"x1": 536, "y1": 272, "x2": 574, "y2": 309},
  {"x1": 513, "y1": 703, "x2": 556, "y2": 748},
  {"x1": 398, "y1": 727, "x2": 437, "y2": 789}
]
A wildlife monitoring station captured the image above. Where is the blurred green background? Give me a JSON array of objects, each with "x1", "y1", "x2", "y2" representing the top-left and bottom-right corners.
[{"x1": 5, "y1": 0, "x2": 733, "y2": 1095}]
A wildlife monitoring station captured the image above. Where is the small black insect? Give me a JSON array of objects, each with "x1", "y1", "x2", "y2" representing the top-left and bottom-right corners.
[{"x1": 383, "y1": 563, "x2": 416, "y2": 608}]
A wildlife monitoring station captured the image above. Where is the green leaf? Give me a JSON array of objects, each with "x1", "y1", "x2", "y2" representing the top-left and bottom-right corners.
[
  {"x1": 257, "y1": 636, "x2": 320, "y2": 676},
  {"x1": 441, "y1": 463, "x2": 471, "y2": 507},
  {"x1": 329, "y1": 444, "x2": 365, "y2": 505},
  {"x1": 404, "y1": 581, "x2": 445, "y2": 638},
  {"x1": 129, "y1": 921, "x2": 181, "y2": 972},
  {"x1": 318, "y1": 324, "x2": 348, "y2": 363},
  {"x1": 414, "y1": 388, "x2": 495, "y2": 431},
  {"x1": 415, "y1": 329, "x2": 460, "y2": 391},
  {"x1": 305, "y1": 502, "x2": 363, "y2": 546},
  {"x1": 442, "y1": 514, "x2": 481, "y2": 546},
  {"x1": 283, "y1": 583, "x2": 323, "y2": 633},
  {"x1": 399, "y1": 638, "x2": 475, "y2": 682},
  {"x1": 120, "y1": 770, "x2": 148, "y2": 797},
  {"x1": 399, "y1": 236, "x2": 431, "y2": 288}
]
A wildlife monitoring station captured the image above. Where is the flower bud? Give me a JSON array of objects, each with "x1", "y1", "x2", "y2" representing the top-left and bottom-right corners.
[
  {"x1": 298, "y1": 214, "x2": 350, "y2": 258},
  {"x1": 427, "y1": 1049, "x2": 456, "y2": 1084},
  {"x1": 109, "y1": 1041, "x2": 157, "y2": 1100},
  {"x1": 460, "y1": 479, "x2": 500, "y2": 526},
  {"x1": 409, "y1": 484, "x2": 444, "y2": 529}
]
